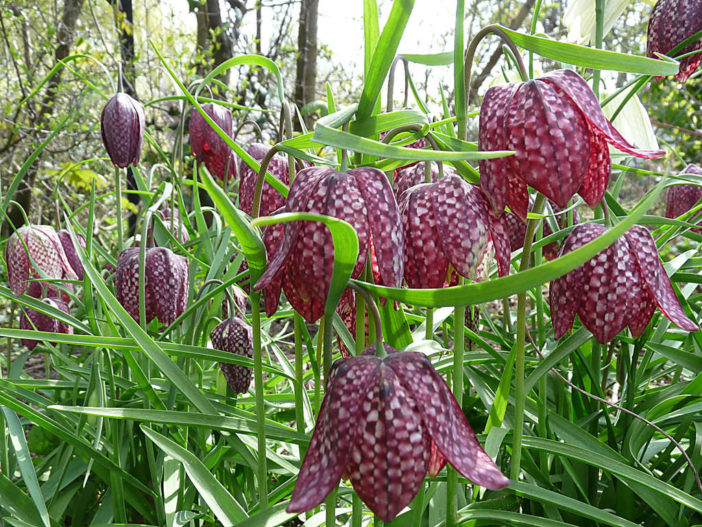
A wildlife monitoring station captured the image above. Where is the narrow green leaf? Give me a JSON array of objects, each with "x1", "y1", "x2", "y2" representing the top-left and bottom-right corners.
[
  {"x1": 0, "y1": 473, "x2": 44, "y2": 526},
  {"x1": 402, "y1": 52, "x2": 454, "y2": 66},
  {"x1": 199, "y1": 55, "x2": 285, "y2": 103},
  {"x1": 363, "y1": 0, "x2": 380, "y2": 77},
  {"x1": 142, "y1": 427, "x2": 247, "y2": 526}
]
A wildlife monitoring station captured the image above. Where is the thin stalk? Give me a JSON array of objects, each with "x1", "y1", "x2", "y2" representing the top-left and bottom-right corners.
[
  {"x1": 510, "y1": 193, "x2": 545, "y2": 481},
  {"x1": 115, "y1": 166, "x2": 123, "y2": 251},
  {"x1": 252, "y1": 144, "x2": 281, "y2": 219},
  {"x1": 425, "y1": 308, "x2": 434, "y2": 340},
  {"x1": 412, "y1": 481, "x2": 426, "y2": 526},
  {"x1": 348, "y1": 282, "x2": 383, "y2": 354},
  {"x1": 592, "y1": 0, "x2": 605, "y2": 99},
  {"x1": 588, "y1": 340, "x2": 601, "y2": 502},
  {"x1": 322, "y1": 313, "x2": 335, "y2": 520},
  {"x1": 251, "y1": 292, "x2": 268, "y2": 509},
  {"x1": 294, "y1": 314, "x2": 305, "y2": 436},
  {"x1": 447, "y1": 278, "x2": 466, "y2": 527},
  {"x1": 386, "y1": 55, "x2": 410, "y2": 111},
  {"x1": 528, "y1": 0, "x2": 543, "y2": 79},
  {"x1": 352, "y1": 495, "x2": 363, "y2": 527}
]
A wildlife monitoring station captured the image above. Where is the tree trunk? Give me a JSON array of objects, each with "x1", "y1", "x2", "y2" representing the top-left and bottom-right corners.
[
  {"x1": 294, "y1": 0, "x2": 318, "y2": 128},
  {"x1": 195, "y1": 0, "x2": 234, "y2": 84},
  {"x1": 3, "y1": 0, "x2": 85, "y2": 234}
]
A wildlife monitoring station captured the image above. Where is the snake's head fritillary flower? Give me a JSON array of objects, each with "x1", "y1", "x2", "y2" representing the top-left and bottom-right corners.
[
  {"x1": 479, "y1": 69, "x2": 664, "y2": 220},
  {"x1": 665, "y1": 164, "x2": 702, "y2": 231},
  {"x1": 114, "y1": 247, "x2": 189, "y2": 326},
  {"x1": 20, "y1": 297, "x2": 73, "y2": 351},
  {"x1": 503, "y1": 199, "x2": 580, "y2": 261},
  {"x1": 392, "y1": 161, "x2": 446, "y2": 199},
  {"x1": 210, "y1": 316, "x2": 253, "y2": 394},
  {"x1": 190, "y1": 103, "x2": 235, "y2": 182},
  {"x1": 254, "y1": 166, "x2": 403, "y2": 323},
  {"x1": 399, "y1": 174, "x2": 511, "y2": 288},
  {"x1": 550, "y1": 223, "x2": 698, "y2": 343},
  {"x1": 6, "y1": 225, "x2": 77, "y2": 297},
  {"x1": 287, "y1": 345, "x2": 509, "y2": 522},
  {"x1": 238, "y1": 143, "x2": 291, "y2": 217},
  {"x1": 57, "y1": 229, "x2": 86, "y2": 280},
  {"x1": 647, "y1": 0, "x2": 702, "y2": 82},
  {"x1": 101, "y1": 92, "x2": 145, "y2": 168}
]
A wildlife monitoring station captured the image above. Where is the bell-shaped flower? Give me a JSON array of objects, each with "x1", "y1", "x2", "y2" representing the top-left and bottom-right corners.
[
  {"x1": 210, "y1": 316, "x2": 253, "y2": 394},
  {"x1": 647, "y1": 0, "x2": 702, "y2": 82},
  {"x1": 57, "y1": 229, "x2": 86, "y2": 280},
  {"x1": 190, "y1": 103, "x2": 234, "y2": 181},
  {"x1": 6, "y1": 225, "x2": 77, "y2": 297},
  {"x1": 399, "y1": 174, "x2": 511, "y2": 288},
  {"x1": 392, "y1": 161, "x2": 443, "y2": 199},
  {"x1": 238, "y1": 143, "x2": 291, "y2": 217},
  {"x1": 255, "y1": 167, "x2": 403, "y2": 323},
  {"x1": 101, "y1": 92, "x2": 145, "y2": 168},
  {"x1": 287, "y1": 345, "x2": 509, "y2": 522},
  {"x1": 20, "y1": 297, "x2": 73, "y2": 351},
  {"x1": 665, "y1": 164, "x2": 702, "y2": 231},
  {"x1": 114, "y1": 247, "x2": 189, "y2": 326},
  {"x1": 479, "y1": 69, "x2": 664, "y2": 220},
  {"x1": 550, "y1": 223, "x2": 698, "y2": 343}
]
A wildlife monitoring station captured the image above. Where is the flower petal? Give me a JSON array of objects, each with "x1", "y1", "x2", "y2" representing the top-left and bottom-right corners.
[
  {"x1": 282, "y1": 270, "x2": 326, "y2": 324},
  {"x1": 664, "y1": 165, "x2": 702, "y2": 221},
  {"x1": 627, "y1": 284, "x2": 657, "y2": 338},
  {"x1": 351, "y1": 167, "x2": 403, "y2": 287},
  {"x1": 115, "y1": 247, "x2": 142, "y2": 322},
  {"x1": 288, "y1": 356, "x2": 380, "y2": 514},
  {"x1": 625, "y1": 225, "x2": 699, "y2": 333},
  {"x1": 505, "y1": 79, "x2": 590, "y2": 209},
  {"x1": 647, "y1": 0, "x2": 702, "y2": 82},
  {"x1": 346, "y1": 362, "x2": 430, "y2": 522},
  {"x1": 399, "y1": 184, "x2": 450, "y2": 289},
  {"x1": 146, "y1": 248, "x2": 189, "y2": 326},
  {"x1": 479, "y1": 83, "x2": 524, "y2": 217},
  {"x1": 238, "y1": 143, "x2": 290, "y2": 217},
  {"x1": 210, "y1": 317, "x2": 253, "y2": 394},
  {"x1": 542, "y1": 69, "x2": 664, "y2": 158},
  {"x1": 387, "y1": 352, "x2": 509, "y2": 490},
  {"x1": 393, "y1": 161, "x2": 442, "y2": 199},
  {"x1": 431, "y1": 176, "x2": 490, "y2": 280},
  {"x1": 578, "y1": 132, "x2": 610, "y2": 208},
  {"x1": 487, "y1": 208, "x2": 512, "y2": 277}
]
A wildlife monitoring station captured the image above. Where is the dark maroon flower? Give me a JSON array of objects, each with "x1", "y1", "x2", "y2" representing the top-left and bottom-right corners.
[
  {"x1": 504, "y1": 199, "x2": 580, "y2": 260},
  {"x1": 101, "y1": 92, "x2": 145, "y2": 168},
  {"x1": 287, "y1": 345, "x2": 509, "y2": 521},
  {"x1": 647, "y1": 0, "x2": 702, "y2": 82},
  {"x1": 210, "y1": 316, "x2": 253, "y2": 394},
  {"x1": 114, "y1": 247, "x2": 189, "y2": 326},
  {"x1": 392, "y1": 161, "x2": 447, "y2": 198},
  {"x1": 6, "y1": 225, "x2": 77, "y2": 297},
  {"x1": 238, "y1": 143, "x2": 291, "y2": 217},
  {"x1": 479, "y1": 69, "x2": 664, "y2": 220},
  {"x1": 255, "y1": 167, "x2": 403, "y2": 323},
  {"x1": 57, "y1": 229, "x2": 86, "y2": 280},
  {"x1": 190, "y1": 103, "x2": 234, "y2": 182},
  {"x1": 399, "y1": 174, "x2": 511, "y2": 288},
  {"x1": 665, "y1": 164, "x2": 702, "y2": 231},
  {"x1": 20, "y1": 297, "x2": 73, "y2": 351},
  {"x1": 550, "y1": 223, "x2": 698, "y2": 343}
]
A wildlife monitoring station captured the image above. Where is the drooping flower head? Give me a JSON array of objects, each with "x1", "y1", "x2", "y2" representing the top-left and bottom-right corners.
[
  {"x1": 647, "y1": 0, "x2": 702, "y2": 82},
  {"x1": 19, "y1": 297, "x2": 73, "y2": 351},
  {"x1": 550, "y1": 223, "x2": 698, "y2": 343},
  {"x1": 101, "y1": 92, "x2": 145, "y2": 168},
  {"x1": 114, "y1": 247, "x2": 189, "y2": 326},
  {"x1": 6, "y1": 225, "x2": 78, "y2": 297},
  {"x1": 664, "y1": 164, "x2": 702, "y2": 230},
  {"x1": 238, "y1": 143, "x2": 291, "y2": 217},
  {"x1": 57, "y1": 229, "x2": 86, "y2": 280},
  {"x1": 254, "y1": 166, "x2": 403, "y2": 323},
  {"x1": 479, "y1": 69, "x2": 664, "y2": 220},
  {"x1": 399, "y1": 173, "x2": 511, "y2": 288},
  {"x1": 287, "y1": 345, "x2": 509, "y2": 522},
  {"x1": 210, "y1": 316, "x2": 253, "y2": 394},
  {"x1": 392, "y1": 160, "x2": 442, "y2": 198},
  {"x1": 190, "y1": 103, "x2": 235, "y2": 182}
]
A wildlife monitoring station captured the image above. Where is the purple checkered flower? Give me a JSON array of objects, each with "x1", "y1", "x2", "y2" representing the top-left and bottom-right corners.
[
  {"x1": 254, "y1": 166, "x2": 403, "y2": 323},
  {"x1": 101, "y1": 92, "x2": 145, "y2": 168},
  {"x1": 287, "y1": 345, "x2": 509, "y2": 522},
  {"x1": 647, "y1": 0, "x2": 702, "y2": 82},
  {"x1": 479, "y1": 69, "x2": 664, "y2": 220},
  {"x1": 20, "y1": 297, "x2": 73, "y2": 351},
  {"x1": 550, "y1": 223, "x2": 698, "y2": 343},
  {"x1": 210, "y1": 316, "x2": 253, "y2": 394},
  {"x1": 190, "y1": 103, "x2": 234, "y2": 182},
  {"x1": 664, "y1": 164, "x2": 702, "y2": 231},
  {"x1": 114, "y1": 247, "x2": 189, "y2": 326},
  {"x1": 238, "y1": 143, "x2": 290, "y2": 217}
]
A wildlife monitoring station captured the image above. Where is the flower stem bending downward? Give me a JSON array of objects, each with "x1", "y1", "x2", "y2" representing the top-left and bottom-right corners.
[
  {"x1": 511, "y1": 193, "x2": 545, "y2": 480},
  {"x1": 115, "y1": 166, "x2": 123, "y2": 252},
  {"x1": 252, "y1": 290, "x2": 268, "y2": 509}
]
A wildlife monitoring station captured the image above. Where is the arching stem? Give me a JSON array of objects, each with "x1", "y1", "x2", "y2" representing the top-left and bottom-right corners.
[
  {"x1": 251, "y1": 144, "x2": 281, "y2": 219},
  {"x1": 348, "y1": 282, "x2": 384, "y2": 357},
  {"x1": 386, "y1": 55, "x2": 410, "y2": 111}
]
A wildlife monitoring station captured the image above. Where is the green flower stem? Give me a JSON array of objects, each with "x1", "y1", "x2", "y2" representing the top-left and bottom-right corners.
[
  {"x1": 425, "y1": 308, "x2": 433, "y2": 340},
  {"x1": 115, "y1": 166, "x2": 123, "y2": 252},
  {"x1": 593, "y1": 0, "x2": 605, "y2": 99},
  {"x1": 352, "y1": 495, "x2": 363, "y2": 527},
  {"x1": 348, "y1": 282, "x2": 384, "y2": 356},
  {"x1": 447, "y1": 278, "x2": 466, "y2": 527},
  {"x1": 322, "y1": 312, "x2": 335, "y2": 520},
  {"x1": 528, "y1": 0, "x2": 543, "y2": 79},
  {"x1": 412, "y1": 480, "x2": 426, "y2": 525},
  {"x1": 511, "y1": 193, "x2": 545, "y2": 481},
  {"x1": 294, "y1": 314, "x2": 305, "y2": 437},
  {"x1": 252, "y1": 144, "x2": 281, "y2": 219},
  {"x1": 251, "y1": 291, "x2": 268, "y2": 509},
  {"x1": 386, "y1": 55, "x2": 410, "y2": 112}
]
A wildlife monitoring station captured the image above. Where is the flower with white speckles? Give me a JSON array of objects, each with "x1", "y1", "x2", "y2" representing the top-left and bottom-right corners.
[
  {"x1": 20, "y1": 297, "x2": 73, "y2": 351},
  {"x1": 114, "y1": 247, "x2": 189, "y2": 326},
  {"x1": 286, "y1": 345, "x2": 509, "y2": 522},
  {"x1": 6, "y1": 225, "x2": 78, "y2": 298},
  {"x1": 479, "y1": 69, "x2": 664, "y2": 220},
  {"x1": 399, "y1": 173, "x2": 511, "y2": 288},
  {"x1": 254, "y1": 166, "x2": 404, "y2": 323},
  {"x1": 647, "y1": 0, "x2": 702, "y2": 82},
  {"x1": 101, "y1": 92, "x2": 145, "y2": 168},
  {"x1": 664, "y1": 164, "x2": 702, "y2": 232},
  {"x1": 550, "y1": 223, "x2": 698, "y2": 344},
  {"x1": 210, "y1": 316, "x2": 253, "y2": 394},
  {"x1": 238, "y1": 143, "x2": 291, "y2": 217}
]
